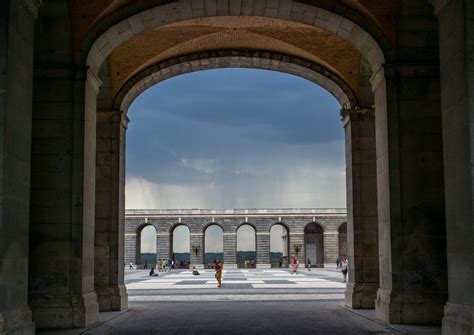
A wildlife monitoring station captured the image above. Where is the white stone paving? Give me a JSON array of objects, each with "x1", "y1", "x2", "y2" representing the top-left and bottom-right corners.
[{"x1": 126, "y1": 268, "x2": 346, "y2": 302}]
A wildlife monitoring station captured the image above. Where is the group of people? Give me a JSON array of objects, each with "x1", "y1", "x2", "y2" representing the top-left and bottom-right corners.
[
  {"x1": 137, "y1": 255, "x2": 348, "y2": 284},
  {"x1": 289, "y1": 256, "x2": 348, "y2": 282},
  {"x1": 207, "y1": 259, "x2": 224, "y2": 270},
  {"x1": 157, "y1": 259, "x2": 191, "y2": 270},
  {"x1": 290, "y1": 257, "x2": 313, "y2": 274},
  {"x1": 242, "y1": 259, "x2": 255, "y2": 268},
  {"x1": 128, "y1": 259, "x2": 190, "y2": 271}
]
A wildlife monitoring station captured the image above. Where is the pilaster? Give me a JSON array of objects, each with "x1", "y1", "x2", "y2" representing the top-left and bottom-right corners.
[
  {"x1": 323, "y1": 230, "x2": 339, "y2": 268},
  {"x1": 94, "y1": 109, "x2": 128, "y2": 312},
  {"x1": 289, "y1": 232, "x2": 304, "y2": 263},
  {"x1": 372, "y1": 62, "x2": 447, "y2": 324},
  {"x1": 124, "y1": 233, "x2": 137, "y2": 265},
  {"x1": 190, "y1": 233, "x2": 204, "y2": 269},
  {"x1": 156, "y1": 233, "x2": 171, "y2": 262},
  {"x1": 256, "y1": 232, "x2": 271, "y2": 268},
  {"x1": 342, "y1": 108, "x2": 379, "y2": 309},
  {"x1": 224, "y1": 232, "x2": 237, "y2": 268}
]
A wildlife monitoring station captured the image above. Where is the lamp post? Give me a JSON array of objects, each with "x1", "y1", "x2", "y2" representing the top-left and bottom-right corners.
[
  {"x1": 192, "y1": 245, "x2": 200, "y2": 255},
  {"x1": 293, "y1": 244, "x2": 302, "y2": 256}
]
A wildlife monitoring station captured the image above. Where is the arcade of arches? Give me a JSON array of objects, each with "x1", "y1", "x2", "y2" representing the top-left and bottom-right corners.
[
  {"x1": 0, "y1": 0, "x2": 473, "y2": 334},
  {"x1": 125, "y1": 209, "x2": 346, "y2": 269}
]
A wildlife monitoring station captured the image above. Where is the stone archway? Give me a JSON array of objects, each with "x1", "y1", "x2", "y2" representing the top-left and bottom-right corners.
[
  {"x1": 23, "y1": 0, "x2": 451, "y2": 330},
  {"x1": 84, "y1": 2, "x2": 385, "y2": 77},
  {"x1": 171, "y1": 224, "x2": 191, "y2": 268},
  {"x1": 304, "y1": 222, "x2": 324, "y2": 268},
  {"x1": 236, "y1": 224, "x2": 257, "y2": 268},
  {"x1": 114, "y1": 50, "x2": 359, "y2": 113},
  {"x1": 270, "y1": 223, "x2": 290, "y2": 268},
  {"x1": 135, "y1": 224, "x2": 157, "y2": 268},
  {"x1": 203, "y1": 223, "x2": 224, "y2": 267},
  {"x1": 85, "y1": 3, "x2": 384, "y2": 322}
]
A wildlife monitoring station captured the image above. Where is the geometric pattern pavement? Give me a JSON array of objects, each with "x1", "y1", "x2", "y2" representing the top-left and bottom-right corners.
[{"x1": 126, "y1": 268, "x2": 346, "y2": 303}]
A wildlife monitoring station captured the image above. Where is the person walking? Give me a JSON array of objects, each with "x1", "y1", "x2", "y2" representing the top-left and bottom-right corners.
[
  {"x1": 215, "y1": 259, "x2": 223, "y2": 287},
  {"x1": 129, "y1": 261, "x2": 133, "y2": 270},
  {"x1": 341, "y1": 257, "x2": 348, "y2": 283},
  {"x1": 307, "y1": 257, "x2": 311, "y2": 271},
  {"x1": 336, "y1": 257, "x2": 340, "y2": 268},
  {"x1": 292, "y1": 257, "x2": 298, "y2": 275}
]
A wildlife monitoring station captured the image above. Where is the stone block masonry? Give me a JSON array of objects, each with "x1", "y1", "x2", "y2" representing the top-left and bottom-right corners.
[{"x1": 125, "y1": 209, "x2": 347, "y2": 270}]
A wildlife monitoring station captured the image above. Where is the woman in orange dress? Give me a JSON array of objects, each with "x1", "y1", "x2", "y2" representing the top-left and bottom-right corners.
[{"x1": 215, "y1": 259, "x2": 223, "y2": 287}]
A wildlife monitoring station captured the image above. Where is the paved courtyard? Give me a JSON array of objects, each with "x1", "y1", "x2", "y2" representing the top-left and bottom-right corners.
[
  {"x1": 38, "y1": 269, "x2": 441, "y2": 334},
  {"x1": 73, "y1": 268, "x2": 396, "y2": 334},
  {"x1": 126, "y1": 268, "x2": 347, "y2": 304}
]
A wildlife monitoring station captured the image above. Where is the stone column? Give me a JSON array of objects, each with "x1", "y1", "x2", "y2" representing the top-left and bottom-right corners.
[
  {"x1": 0, "y1": 1, "x2": 39, "y2": 334},
  {"x1": 190, "y1": 233, "x2": 204, "y2": 269},
  {"x1": 323, "y1": 229, "x2": 339, "y2": 268},
  {"x1": 372, "y1": 64, "x2": 447, "y2": 324},
  {"x1": 29, "y1": 65, "x2": 100, "y2": 327},
  {"x1": 256, "y1": 232, "x2": 271, "y2": 268},
  {"x1": 342, "y1": 108, "x2": 379, "y2": 309},
  {"x1": 94, "y1": 110, "x2": 128, "y2": 311},
  {"x1": 29, "y1": 0, "x2": 101, "y2": 324},
  {"x1": 156, "y1": 232, "x2": 171, "y2": 263},
  {"x1": 224, "y1": 232, "x2": 237, "y2": 269},
  {"x1": 433, "y1": 1, "x2": 474, "y2": 333}
]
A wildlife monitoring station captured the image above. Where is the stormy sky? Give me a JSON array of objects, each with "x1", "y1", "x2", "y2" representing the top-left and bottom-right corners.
[{"x1": 125, "y1": 68, "x2": 346, "y2": 252}]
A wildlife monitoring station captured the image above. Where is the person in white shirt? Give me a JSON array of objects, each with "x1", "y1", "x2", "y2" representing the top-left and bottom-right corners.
[{"x1": 341, "y1": 258, "x2": 348, "y2": 283}]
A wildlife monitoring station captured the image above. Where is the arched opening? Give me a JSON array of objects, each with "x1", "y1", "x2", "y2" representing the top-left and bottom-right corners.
[
  {"x1": 125, "y1": 68, "x2": 345, "y2": 209},
  {"x1": 18, "y1": 0, "x2": 454, "y2": 331},
  {"x1": 236, "y1": 224, "x2": 256, "y2": 268},
  {"x1": 270, "y1": 224, "x2": 289, "y2": 268},
  {"x1": 304, "y1": 222, "x2": 324, "y2": 268},
  {"x1": 136, "y1": 225, "x2": 157, "y2": 269},
  {"x1": 204, "y1": 224, "x2": 224, "y2": 268},
  {"x1": 338, "y1": 222, "x2": 347, "y2": 260},
  {"x1": 172, "y1": 225, "x2": 190, "y2": 268}
]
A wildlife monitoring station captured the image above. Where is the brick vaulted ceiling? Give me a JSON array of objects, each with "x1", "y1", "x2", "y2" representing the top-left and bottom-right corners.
[{"x1": 71, "y1": 0, "x2": 400, "y2": 101}]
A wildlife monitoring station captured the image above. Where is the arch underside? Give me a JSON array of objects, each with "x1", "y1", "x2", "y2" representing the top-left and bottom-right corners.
[
  {"x1": 87, "y1": 1, "x2": 385, "y2": 75},
  {"x1": 114, "y1": 50, "x2": 358, "y2": 112},
  {"x1": 88, "y1": 1, "x2": 386, "y2": 113}
]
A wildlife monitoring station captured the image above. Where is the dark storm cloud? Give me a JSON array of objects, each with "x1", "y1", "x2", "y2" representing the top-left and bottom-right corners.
[
  {"x1": 126, "y1": 68, "x2": 346, "y2": 209},
  {"x1": 129, "y1": 69, "x2": 342, "y2": 146}
]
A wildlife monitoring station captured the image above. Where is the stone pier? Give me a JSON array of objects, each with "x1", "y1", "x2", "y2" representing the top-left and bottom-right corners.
[
  {"x1": 434, "y1": 0, "x2": 474, "y2": 333},
  {"x1": 0, "y1": 1, "x2": 39, "y2": 333},
  {"x1": 94, "y1": 110, "x2": 128, "y2": 312},
  {"x1": 256, "y1": 232, "x2": 271, "y2": 268},
  {"x1": 223, "y1": 232, "x2": 237, "y2": 269},
  {"x1": 342, "y1": 108, "x2": 379, "y2": 309}
]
